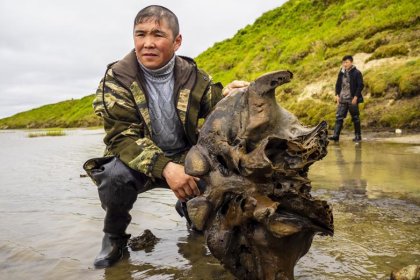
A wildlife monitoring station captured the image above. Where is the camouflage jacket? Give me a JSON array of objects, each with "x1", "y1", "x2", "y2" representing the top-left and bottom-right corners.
[{"x1": 93, "y1": 50, "x2": 223, "y2": 180}]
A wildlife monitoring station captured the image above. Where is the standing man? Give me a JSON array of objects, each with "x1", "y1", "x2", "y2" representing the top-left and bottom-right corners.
[
  {"x1": 329, "y1": 55, "x2": 364, "y2": 142},
  {"x1": 84, "y1": 5, "x2": 246, "y2": 268}
]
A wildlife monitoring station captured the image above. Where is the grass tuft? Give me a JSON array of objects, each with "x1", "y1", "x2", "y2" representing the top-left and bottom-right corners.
[{"x1": 28, "y1": 129, "x2": 66, "y2": 138}]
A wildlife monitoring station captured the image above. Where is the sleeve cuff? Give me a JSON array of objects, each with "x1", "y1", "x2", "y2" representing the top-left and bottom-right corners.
[{"x1": 151, "y1": 154, "x2": 173, "y2": 179}]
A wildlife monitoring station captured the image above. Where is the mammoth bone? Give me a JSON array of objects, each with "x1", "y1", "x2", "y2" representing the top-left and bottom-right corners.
[{"x1": 184, "y1": 70, "x2": 333, "y2": 280}]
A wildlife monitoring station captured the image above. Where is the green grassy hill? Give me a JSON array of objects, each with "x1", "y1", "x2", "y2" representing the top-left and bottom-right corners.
[
  {"x1": 195, "y1": 0, "x2": 420, "y2": 129},
  {"x1": 1, "y1": 0, "x2": 419, "y2": 129},
  {"x1": 0, "y1": 95, "x2": 101, "y2": 129}
]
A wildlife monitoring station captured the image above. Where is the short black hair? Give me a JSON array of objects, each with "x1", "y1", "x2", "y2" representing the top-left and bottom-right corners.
[
  {"x1": 342, "y1": 55, "x2": 353, "y2": 62},
  {"x1": 134, "y1": 5, "x2": 179, "y2": 37}
]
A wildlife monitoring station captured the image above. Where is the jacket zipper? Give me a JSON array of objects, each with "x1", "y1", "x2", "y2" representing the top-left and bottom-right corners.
[{"x1": 174, "y1": 66, "x2": 195, "y2": 145}]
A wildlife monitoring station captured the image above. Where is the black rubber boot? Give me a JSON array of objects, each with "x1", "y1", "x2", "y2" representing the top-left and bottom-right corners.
[
  {"x1": 94, "y1": 233, "x2": 130, "y2": 268},
  {"x1": 353, "y1": 120, "x2": 362, "y2": 142},
  {"x1": 328, "y1": 121, "x2": 343, "y2": 142},
  {"x1": 353, "y1": 134, "x2": 362, "y2": 142}
]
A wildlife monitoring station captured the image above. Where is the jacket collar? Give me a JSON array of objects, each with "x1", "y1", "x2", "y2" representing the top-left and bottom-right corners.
[
  {"x1": 110, "y1": 49, "x2": 196, "y2": 90},
  {"x1": 341, "y1": 65, "x2": 356, "y2": 74}
]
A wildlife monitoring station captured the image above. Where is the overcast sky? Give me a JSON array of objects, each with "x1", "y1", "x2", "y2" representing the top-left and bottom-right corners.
[{"x1": 0, "y1": 0, "x2": 286, "y2": 118}]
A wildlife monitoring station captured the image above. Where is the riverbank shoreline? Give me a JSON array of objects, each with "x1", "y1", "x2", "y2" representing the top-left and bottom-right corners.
[
  {"x1": 334, "y1": 130, "x2": 420, "y2": 145},
  {"x1": 2, "y1": 127, "x2": 419, "y2": 144}
]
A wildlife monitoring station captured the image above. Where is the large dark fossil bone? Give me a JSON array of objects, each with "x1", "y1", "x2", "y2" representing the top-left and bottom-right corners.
[{"x1": 184, "y1": 70, "x2": 333, "y2": 280}]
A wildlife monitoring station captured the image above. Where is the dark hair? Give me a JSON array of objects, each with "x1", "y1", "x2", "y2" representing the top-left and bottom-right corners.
[
  {"x1": 342, "y1": 55, "x2": 353, "y2": 62},
  {"x1": 134, "y1": 5, "x2": 179, "y2": 37}
]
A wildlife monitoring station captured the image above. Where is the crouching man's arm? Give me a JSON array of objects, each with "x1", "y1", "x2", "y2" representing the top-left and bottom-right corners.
[{"x1": 94, "y1": 70, "x2": 203, "y2": 201}]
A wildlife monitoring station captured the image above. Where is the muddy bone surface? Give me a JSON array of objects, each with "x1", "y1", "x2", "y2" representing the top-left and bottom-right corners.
[{"x1": 184, "y1": 70, "x2": 334, "y2": 280}]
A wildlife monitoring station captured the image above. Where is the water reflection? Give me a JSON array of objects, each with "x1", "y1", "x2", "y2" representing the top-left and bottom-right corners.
[
  {"x1": 310, "y1": 140, "x2": 420, "y2": 202},
  {"x1": 100, "y1": 232, "x2": 233, "y2": 280},
  {"x1": 176, "y1": 232, "x2": 234, "y2": 280},
  {"x1": 333, "y1": 144, "x2": 367, "y2": 196}
]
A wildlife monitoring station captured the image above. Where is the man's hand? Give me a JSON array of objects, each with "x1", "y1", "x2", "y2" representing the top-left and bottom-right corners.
[
  {"x1": 222, "y1": 80, "x2": 250, "y2": 97},
  {"x1": 335, "y1": 95, "x2": 340, "y2": 104},
  {"x1": 351, "y1": 96, "x2": 358, "y2": 105},
  {"x1": 162, "y1": 162, "x2": 200, "y2": 201}
]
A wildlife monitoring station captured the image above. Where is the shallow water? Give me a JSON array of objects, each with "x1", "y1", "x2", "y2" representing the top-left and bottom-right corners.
[{"x1": 0, "y1": 129, "x2": 418, "y2": 280}]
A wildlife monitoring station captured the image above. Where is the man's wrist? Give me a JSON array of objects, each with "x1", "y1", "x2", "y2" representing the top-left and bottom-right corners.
[
  {"x1": 151, "y1": 155, "x2": 173, "y2": 179},
  {"x1": 162, "y1": 161, "x2": 174, "y2": 179}
]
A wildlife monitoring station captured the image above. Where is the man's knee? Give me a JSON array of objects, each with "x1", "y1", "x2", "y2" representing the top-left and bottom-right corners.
[
  {"x1": 351, "y1": 114, "x2": 360, "y2": 123},
  {"x1": 335, "y1": 116, "x2": 344, "y2": 123},
  {"x1": 336, "y1": 105, "x2": 347, "y2": 120},
  {"x1": 349, "y1": 106, "x2": 360, "y2": 122},
  {"x1": 335, "y1": 115, "x2": 345, "y2": 124},
  {"x1": 86, "y1": 157, "x2": 149, "y2": 209}
]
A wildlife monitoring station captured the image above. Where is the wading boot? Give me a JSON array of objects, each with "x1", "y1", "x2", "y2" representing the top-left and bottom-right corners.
[
  {"x1": 353, "y1": 135, "x2": 362, "y2": 142},
  {"x1": 352, "y1": 120, "x2": 362, "y2": 142},
  {"x1": 328, "y1": 135, "x2": 339, "y2": 141},
  {"x1": 94, "y1": 233, "x2": 130, "y2": 268},
  {"x1": 328, "y1": 122, "x2": 343, "y2": 142}
]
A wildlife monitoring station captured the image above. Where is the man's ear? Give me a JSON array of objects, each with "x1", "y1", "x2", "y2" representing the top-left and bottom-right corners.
[{"x1": 174, "y1": 34, "x2": 182, "y2": 52}]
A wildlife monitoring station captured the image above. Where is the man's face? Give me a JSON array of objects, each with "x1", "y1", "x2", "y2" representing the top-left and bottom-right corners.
[
  {"x1": 134, "y1": 18, "x2": 182, "y2": 70},
  {"x1": 342, "y1": 59, "x2": 353, "y2": 70}
]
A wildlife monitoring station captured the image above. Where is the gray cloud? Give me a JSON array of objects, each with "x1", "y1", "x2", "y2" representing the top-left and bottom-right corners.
[{"x1": 0, "y1": 0, "x2": 285, "y2": 118}]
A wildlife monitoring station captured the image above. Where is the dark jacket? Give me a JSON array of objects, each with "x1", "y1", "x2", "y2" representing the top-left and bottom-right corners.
[
  {"x1": 92, "y1": 50, "x2": 223, "y2": 179},
  {"x1": 335, "y1": 66, "x2": 364, "y2": 103}
]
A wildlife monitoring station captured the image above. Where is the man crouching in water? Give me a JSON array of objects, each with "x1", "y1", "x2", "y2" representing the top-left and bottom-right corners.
[{"x1": 84, "y1": 5, "x2": 248, "y2": 268}]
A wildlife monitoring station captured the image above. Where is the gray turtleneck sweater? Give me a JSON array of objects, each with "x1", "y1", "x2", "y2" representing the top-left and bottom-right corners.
[{"x1": 139, "y1": 56, "x2": 188, "y2": 156}]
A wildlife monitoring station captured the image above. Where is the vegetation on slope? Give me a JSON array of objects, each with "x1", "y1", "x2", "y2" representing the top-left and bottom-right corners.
[
  {"x1": 1, "y1": 0, "x2": 419, "y2": 129},
  {"x1": 195, "y1": 0, "x2": 420, "y2": 128},
  {"x1": 0, "y1": 95, "x2": 100, "y2": 129}
]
